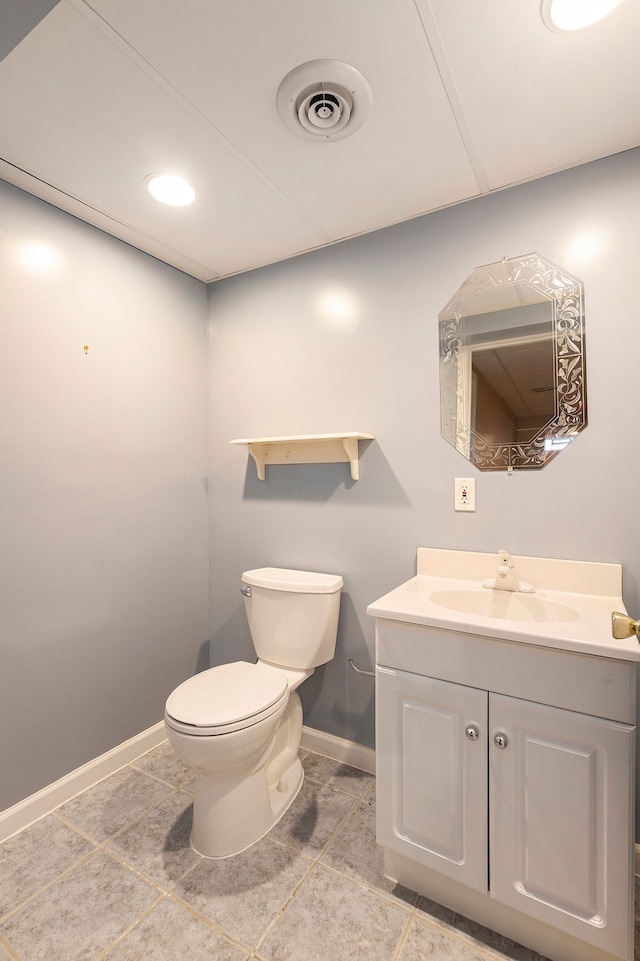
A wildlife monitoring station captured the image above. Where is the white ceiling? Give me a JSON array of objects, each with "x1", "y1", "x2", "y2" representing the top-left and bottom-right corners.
[{"x1": 1, "y1": 0, "x2": 639, "y2": 283}]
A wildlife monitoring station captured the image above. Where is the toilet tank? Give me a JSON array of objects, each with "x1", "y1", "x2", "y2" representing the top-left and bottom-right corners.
[{"x1": 241, "y1": 568, "x2": 343, "y2": 670}]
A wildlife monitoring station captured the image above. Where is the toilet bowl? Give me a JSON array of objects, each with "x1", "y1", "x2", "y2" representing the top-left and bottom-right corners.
[{"x1": 164, "y1": 567, "x2": 343, "y2": 858}]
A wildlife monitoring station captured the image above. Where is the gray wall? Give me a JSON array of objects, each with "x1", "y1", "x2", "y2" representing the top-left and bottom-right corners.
[
  {"x1": 208, "y1": 149, "x2": 640, "y2": 778},
  {"x1": 0, "y1": 180, "x2": 209, "y2": 810},
  {"x1": 3, "y1": 147, "x2": 639, "y2": 832}
]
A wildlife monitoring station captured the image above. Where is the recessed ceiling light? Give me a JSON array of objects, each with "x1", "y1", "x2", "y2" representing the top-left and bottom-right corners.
[
  {"x1": 145, "y1": 173, "x2": 196, "y2": 207},
  {"x1": 542, "y1": 0, "x2": 624, "y2": 32}
]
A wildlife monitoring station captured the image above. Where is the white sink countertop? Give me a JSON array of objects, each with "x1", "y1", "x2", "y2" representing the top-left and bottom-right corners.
[{"x1": 367, "y1": 548, "x2": 640, "y2": 662}]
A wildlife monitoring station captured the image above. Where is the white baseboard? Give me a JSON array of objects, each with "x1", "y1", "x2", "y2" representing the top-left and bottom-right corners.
[
  {"x1": 301, "y1": 725, "x2": 376, "y2": 776},
  {"x1": 0, "y1": 722, "x2": 167, "y2": 844},
  {"x1": 0, "y1": 722, "x2": 372, "y2": 845}
]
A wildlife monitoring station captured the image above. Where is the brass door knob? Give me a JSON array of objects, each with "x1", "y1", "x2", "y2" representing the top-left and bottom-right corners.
[{"x1": 611, "y1": 612, "x2": 640, "y2": 640}]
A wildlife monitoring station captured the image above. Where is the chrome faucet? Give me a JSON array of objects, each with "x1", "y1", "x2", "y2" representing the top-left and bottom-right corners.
[{"x1": 482, "y1": 550, "x2": 534, "y2": 593}]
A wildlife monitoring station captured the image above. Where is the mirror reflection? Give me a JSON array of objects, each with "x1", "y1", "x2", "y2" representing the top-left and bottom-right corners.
[{"x1": 439, "y1": 253, "x2": 587, "y2": 471}]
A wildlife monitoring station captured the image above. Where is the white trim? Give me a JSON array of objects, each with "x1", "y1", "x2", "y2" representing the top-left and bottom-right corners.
[
  {"x1": 301, "y1": 725, "x2": 376, "y2": 776},
  {"x1": 635, "y1": 842, "x2": 640, "y2": 878},
  {"x1": 0, "y1": 722, "x2": 374, "y2": 845},
  {"x1": 0, "y1": 722, "x2": 167, "y2": 843}
]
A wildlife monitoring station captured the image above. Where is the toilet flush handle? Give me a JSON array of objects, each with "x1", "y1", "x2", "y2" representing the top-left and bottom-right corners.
[{"x1": 240, "y1": 585, "x2": 252, "y2": 597}]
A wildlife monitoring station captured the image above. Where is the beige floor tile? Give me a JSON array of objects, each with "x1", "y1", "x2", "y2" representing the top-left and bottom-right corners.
[
  {"x1": 0, "y1": 850, "x2": 158, "y2": 961},
  {"x1": 0, "y1": 750, "x2": 601, "y2": 961},
  {"x1": 173, "y1": 835, "x2": 310, "y2": 949},
  {"x1": 416, "y1": 897, "x2": 550, "y2": 961},
  {"x1": 130, "y1": 741, "x2": 193, "y2": 788},
  {"x1": 102, "y1": 897, "x2": 248, "y2": 961},
  {"x1": 257, "y1": 863, "x2": 408, "y2": 961},
  {"x1": 301, "y1": 753, "x2": 373, "y2": 797},
  {"x1": 0, "y1": 815, "x2": 95, "y2": 918},
  {"x1": 57, "y1": 767, "x2": 173, "y2": 842},
  {"x1": 398, "y1": 917, "x2": 491, "y2": 961},
  {"x1": 268, "y1": 776, "x2": 356, "y2": 857},
  {"x1": 320, "y1": 797, "x2": 417, "y2": 907},
  {"x1": 107, "y1": 792, "x2": 198, "y2": 890}
]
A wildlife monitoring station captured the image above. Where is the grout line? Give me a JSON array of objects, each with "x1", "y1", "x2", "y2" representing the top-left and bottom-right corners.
[
  {"x1": 166, "y1": 891, "x2": 256, "y2": 958},
  {"x1": 0, "y1": 777, "x2": 188, "y2": 926},
  {"x1": 410, "y1": 910, "x2": 516, "y2": 961},
  {"x1": 0, "y1": 843, "x2": 99, "y2": 926},
  {"x1": 315, "y1": 858, "x2": 416, "y2": 916},
  {"x1": 92, "y1": 892, "x2": 165, "y2": 961},
  {"x1": 166, "y1": 893, "x2": 253, "y2": 956},
  {"x1": 253, "y1": 774, "x2": 366, "y2": 955},
  {"x1": 301, "y1": 773, "x2": 372, "y2": 802},
  {"x1": 53, "y1": 772, "x2": 178, "y2": 847},
  {"x1": 391, "y1": 913, "x2": 414, "y2": 961},
  {"x1": 252, "y1": 855, "x2": 317, "y2": 956},
  {"x1": 128, "y1": 760, "x2": 194, "y2": 787},
  {"x1": 101, "y1": 823, "x2": 207, "y2": 902},
  {"x1": 99, "y1": 787, "x2": 182, "y2": 846},
  {"x1": 300, "y1": 783, "x2": 417, "y2": 915},
  {"x1": 100, "y1": 844, "x2": 180, "y2": 897},
  {"x1": 53, "y1": 809, "x2": 111, "y2": 845},
  {"x1": 265, "y1": 784, "x2": 362, "y2": 863},
  {"x1": 254, "y1": 783, "x2": 417, "y2": 957},
  {"x1": 0, "y1": 934, "x2": 22, "y2": 961}
]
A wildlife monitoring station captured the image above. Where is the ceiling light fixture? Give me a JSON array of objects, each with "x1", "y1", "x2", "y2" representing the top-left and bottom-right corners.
[
  {"x1": 145, "y1": 173, "x2": 196, "y2": 207},
  {"x1": 542, "y1": 0, "x2": 624, "y2": 32}
]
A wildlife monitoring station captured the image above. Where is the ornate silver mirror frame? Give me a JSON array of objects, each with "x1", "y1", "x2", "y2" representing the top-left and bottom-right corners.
[{"x1": 439, "y1": 252, "x2": 587, "y2": 471}]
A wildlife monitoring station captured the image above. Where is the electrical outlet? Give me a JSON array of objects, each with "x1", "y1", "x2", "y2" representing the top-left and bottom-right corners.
[{"x1": 455, "y1": 477, "x2": 476, "y2": 512}]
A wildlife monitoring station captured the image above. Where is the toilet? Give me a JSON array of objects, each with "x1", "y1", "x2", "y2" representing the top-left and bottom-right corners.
[{"x1": 164, "y1": 567, "x2": 343, "y2": 858}]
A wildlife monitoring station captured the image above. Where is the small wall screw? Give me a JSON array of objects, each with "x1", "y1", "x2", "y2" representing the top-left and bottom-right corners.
[{"x1": 83, "y1": 345, "x2": 89, "y2": 354}]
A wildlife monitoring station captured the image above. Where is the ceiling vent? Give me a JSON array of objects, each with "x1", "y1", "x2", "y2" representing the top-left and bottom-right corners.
[{"x1": 276, "y1": 59, "x2": 372, "y2": 142}]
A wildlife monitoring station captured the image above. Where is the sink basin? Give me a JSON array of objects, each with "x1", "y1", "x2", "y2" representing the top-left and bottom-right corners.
[
  {"x1": 367, "y1": 549, "x2": 640, "y2": 660},
  {"x1": 429, "y1": 589, "x2": 580, "y2": 623}
]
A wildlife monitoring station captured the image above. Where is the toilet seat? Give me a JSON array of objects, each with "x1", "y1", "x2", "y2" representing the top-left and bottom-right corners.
[{"x1": 165, "y1": 661, "x2": 289, "y2": 736}]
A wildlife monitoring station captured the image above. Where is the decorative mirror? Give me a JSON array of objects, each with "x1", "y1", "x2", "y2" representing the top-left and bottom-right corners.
[{"x1": 439, "y1": 252, "x2": 586, "y2": 471}]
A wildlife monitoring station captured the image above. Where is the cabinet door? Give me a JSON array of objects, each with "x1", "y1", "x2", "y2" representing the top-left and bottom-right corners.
[
  {"x1": 490, "y1": 693, "x2": 634, "y2": 960},
  {"x1": 377, "y1": 667, "x2": 488, "y2": 893}
]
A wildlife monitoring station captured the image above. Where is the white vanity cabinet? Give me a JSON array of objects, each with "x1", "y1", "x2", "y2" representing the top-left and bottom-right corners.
[
  {"x1": 377, "y1": 669, "x2": 489, "y2": 893},
  {"x1": 375, "y1": 619, "x2": 636, "y2": 961}
]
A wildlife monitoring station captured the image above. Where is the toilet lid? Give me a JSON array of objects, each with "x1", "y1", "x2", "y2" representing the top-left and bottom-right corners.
[{"x1": 165, "y1": 661, "x2": 288, "y2": 730}]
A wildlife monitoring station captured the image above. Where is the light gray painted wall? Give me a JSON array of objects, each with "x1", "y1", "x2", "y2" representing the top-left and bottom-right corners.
[
  {"x1": 0, "y1": 180, "x2": 209, "y2": 810},
  {"x1": 208, "y1": 149, "x2": 640, "y2": 830},
  {"x1": 2, "y1": 147, "x2": 639, "y2": 833},
  {"x1": 0, "y1": 0, "x2": 60, "y2": 63}
]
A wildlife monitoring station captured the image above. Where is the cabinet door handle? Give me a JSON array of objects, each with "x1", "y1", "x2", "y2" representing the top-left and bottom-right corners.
[
  {"x1": 465, "y1": 725, "x2": 479, "y2": 741},
  {"x1": 493, "y1": 733, "x2": 509, "y2": 750}
]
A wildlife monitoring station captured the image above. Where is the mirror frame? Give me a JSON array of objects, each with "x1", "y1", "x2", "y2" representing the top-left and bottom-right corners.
[{"x1": 439, "y1": 252, "x2": 587, "y2": 471}]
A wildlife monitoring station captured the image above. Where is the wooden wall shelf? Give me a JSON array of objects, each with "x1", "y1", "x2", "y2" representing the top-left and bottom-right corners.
[{"x1": 230, "y1": 433, "x2": 374, "y2": 480}]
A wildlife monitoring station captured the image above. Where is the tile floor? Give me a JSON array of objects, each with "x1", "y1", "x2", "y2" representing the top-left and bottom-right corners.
[{"x1": 0, "y1": 744, "x2": 636, "y2": 961}]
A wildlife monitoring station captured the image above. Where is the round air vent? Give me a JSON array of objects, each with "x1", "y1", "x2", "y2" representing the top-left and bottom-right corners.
[{"x1": 276, "y1": 59, "x2": 372, "y2": 142}]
